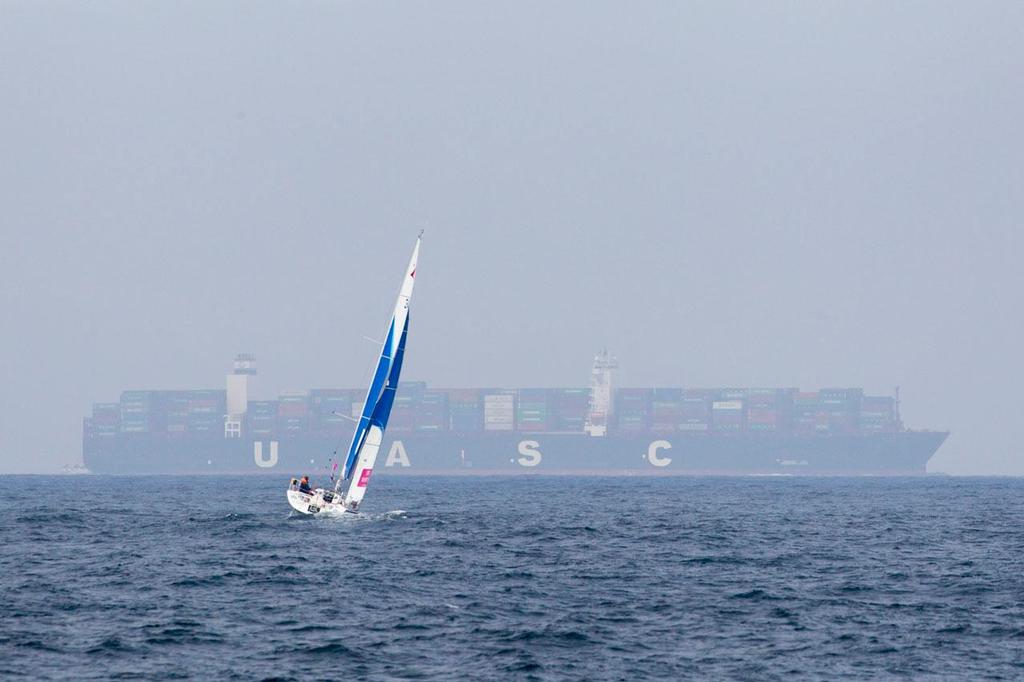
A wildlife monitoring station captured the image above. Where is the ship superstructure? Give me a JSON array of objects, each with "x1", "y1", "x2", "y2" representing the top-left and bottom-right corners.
[{"x1": 585, "y1": 350, "x2": 617, "y2": 437}]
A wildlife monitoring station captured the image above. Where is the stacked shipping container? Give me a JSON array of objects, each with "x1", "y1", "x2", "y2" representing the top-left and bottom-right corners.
[
  {"x1": 311, "y1": 389, "x2": 355, "y2": 433},
  {"x1": 94, "y1": 385, "x2": 903, "y2": 439},
  {"x1": 860, "y1": 396, "x2": 898, "y2": 433},
  {"x1": 484, "y1": 391, "x2": 515, "y2": 431},
  {"x1": 278, "y1": 391, "x2": 309, "y2": 435},
  {"x1": 820, "y1": 388, "x2": 863, "y2": 435},
  {"x1": 120, "y1": 391, "x2": 156, "y2": 433},
  {"x1": 516, "y1": 389, "x2": 549, "y2": 432},
  {"x1": 792, "y1": 392, "x2": 820, "y2": 434},
  {"x1": 388, "y1": 381, "x2": 425, "y2": 432},
  {"x1": 747, "y1": 388, "x2": 795, "y2": 433},
  {"x1": 184, "y1": 390, "x2": 226, "y2": 435},
  {"x1": 448, "y1": 389, "x2": 483, "y2": 432},
  {"x1": 710, "y1": 389, "x2": 744, "y2": 432},
  {"x1": 650, "y1": 388, "x2": 684, "y2": 432},
  {"x1": 554, "y1": 388, "x2": 589, "y2": 432},
  {"x1": 680, "y1": 390, "x2": 712, "y2": 431},
  {"x1": 90, "y1": 403, "x2": 120, "y2": 438},
  {"x1": 248, "y1": 401, "x2": 278, "y2": 436},
  {"x1": 116, "y1": 390, "x2": 226, "y2": 435},
  {"x1": 416, "y1": 392, "x2": 448, "y2": 432},
  {"x1": 615, "y1": 389, "x2": 650, "y2": 432}
]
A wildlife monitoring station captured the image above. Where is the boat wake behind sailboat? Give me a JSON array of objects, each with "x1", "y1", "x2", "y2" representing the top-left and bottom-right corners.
[{"x1": 286, "y1": 233, "x2": 421, "y2": 516}]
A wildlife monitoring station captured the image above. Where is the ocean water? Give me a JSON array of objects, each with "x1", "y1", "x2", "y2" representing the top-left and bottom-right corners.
[{"x1": 1, "y1": 476, "x2": 1022, "y2": 680}]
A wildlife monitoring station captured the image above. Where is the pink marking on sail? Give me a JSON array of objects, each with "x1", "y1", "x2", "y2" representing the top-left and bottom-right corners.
[{"x1": 357, "y1": 469, "x2": 373, "y2": 487}]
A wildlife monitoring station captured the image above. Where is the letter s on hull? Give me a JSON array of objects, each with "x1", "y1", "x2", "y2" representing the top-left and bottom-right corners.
[
  {"x1": 647, "y1": 440, "x2": 672, "y2": 467},
  {"x1": 517, "y1": 440, "x2": 542, "y2": 467},
  {"x1": 254, "y1": 441, "x2": 279, "y2": 468}
]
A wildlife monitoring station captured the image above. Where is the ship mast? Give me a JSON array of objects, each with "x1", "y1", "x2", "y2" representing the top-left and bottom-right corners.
[
  {"x1": 585, "y1": 349, "x2": 618, "y2": 437},
  {"x1": 894, "y1": 385, "x2": 904, "y2": 431}
]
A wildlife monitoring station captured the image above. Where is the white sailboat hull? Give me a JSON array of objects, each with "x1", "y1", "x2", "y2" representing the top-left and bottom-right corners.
[{"x1": 286, "y1": 487, "x2": 354, "y2": 516}]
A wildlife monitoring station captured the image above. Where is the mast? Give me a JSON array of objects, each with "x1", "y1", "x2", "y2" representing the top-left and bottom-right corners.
[
  {"x1": 334, "y1": 234, "x2": 421, "y2": 509},
  {"x1": 894, "y1": 385, "x2": 904, "y2": 431}
]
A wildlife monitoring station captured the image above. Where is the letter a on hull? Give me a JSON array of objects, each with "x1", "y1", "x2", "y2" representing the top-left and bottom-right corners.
[{"x1": 385, "y1": 440, "x2": 411, "y2": 467}]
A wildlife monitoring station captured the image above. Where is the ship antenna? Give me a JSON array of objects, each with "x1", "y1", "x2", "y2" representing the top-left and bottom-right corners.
[{"x1": 894, "y1": 385, "x2": 903, "y2": 431}]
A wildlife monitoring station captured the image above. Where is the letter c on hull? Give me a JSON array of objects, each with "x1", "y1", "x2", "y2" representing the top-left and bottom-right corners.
[
  {"x1": 517, "y1": 440, "x2": 542, "y2": 467},
  {"x1": 254, "y1": 441, "x2": 279, "y2": 468},
  {"x1": 647, "y1": 440, "x2": 672, "y2": 467}
]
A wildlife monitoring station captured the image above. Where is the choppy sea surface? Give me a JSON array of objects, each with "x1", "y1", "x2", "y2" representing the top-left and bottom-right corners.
[{"x1": 1, "y1": 475, "x2": 1022, "y2": 680}]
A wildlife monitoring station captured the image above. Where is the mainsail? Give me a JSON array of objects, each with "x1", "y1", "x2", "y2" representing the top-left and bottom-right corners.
[{"x1": 335, "y1": 234, "x2": 420, "y2": 510}]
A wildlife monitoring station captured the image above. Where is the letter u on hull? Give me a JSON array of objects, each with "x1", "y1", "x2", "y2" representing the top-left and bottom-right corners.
[{"x1": 255, "y1": 441, "x2": 279, "y2": 468}]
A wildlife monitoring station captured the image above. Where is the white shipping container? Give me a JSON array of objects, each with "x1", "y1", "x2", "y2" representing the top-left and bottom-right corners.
[
  {"x1": 485, "y1": 417, "x2": 514, "y2": 425},
  {"x1": 483, "y1": 394, "x2": 515, "y2": 423},
  {"x1": 712, "y1": 400, "x2": 744, "y2": 411},
  {"x1": 280, "y1": 390, "x2": 311, "y2": 398}
]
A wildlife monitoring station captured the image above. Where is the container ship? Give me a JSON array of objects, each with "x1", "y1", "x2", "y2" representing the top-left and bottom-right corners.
[{"x1": 82, "y1": 353, "x2": 948, "y2": 476}]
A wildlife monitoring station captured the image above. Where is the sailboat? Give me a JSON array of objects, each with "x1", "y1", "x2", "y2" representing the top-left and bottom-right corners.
[{"x1": 286, "y1": 233, "x2": 421, "y2": 516}]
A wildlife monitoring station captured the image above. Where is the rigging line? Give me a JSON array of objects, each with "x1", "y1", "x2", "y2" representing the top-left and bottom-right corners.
[
  {"x1": 354, "y1": 236, "x2": 415, "y2": 387},
  {"x1": 329, "y1": 425, "x2": 352, "y2": 463}
]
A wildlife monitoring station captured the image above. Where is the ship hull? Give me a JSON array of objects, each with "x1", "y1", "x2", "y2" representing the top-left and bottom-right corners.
[{"x1": 84, "y1": 430, "x2": 949, "y2": 476}]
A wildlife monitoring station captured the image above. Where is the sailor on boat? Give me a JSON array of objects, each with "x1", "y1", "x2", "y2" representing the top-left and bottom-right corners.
[{"x1": 298, "y1": 476, "x2": 313, "y2": 495}]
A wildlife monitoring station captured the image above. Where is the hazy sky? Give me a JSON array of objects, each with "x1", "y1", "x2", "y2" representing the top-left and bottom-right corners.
[{"x1": 2, "y1": 1, "x2": 1022, "y2": 474}]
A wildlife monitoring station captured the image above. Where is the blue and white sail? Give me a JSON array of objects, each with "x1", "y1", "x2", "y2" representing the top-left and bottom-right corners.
[{"x1": 334, "y1": 234, "x2": 421, "y2": 510}]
